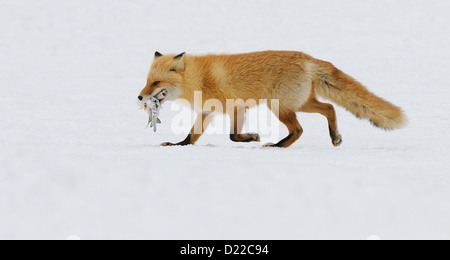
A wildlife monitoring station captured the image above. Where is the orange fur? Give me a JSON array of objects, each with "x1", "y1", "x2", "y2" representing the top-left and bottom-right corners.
[
  {"x1": 139, "y1": 51, "x2": 406, "y2": 147},
  {"x1": 314, "y1": 61, "x2": 406, "y2": 130}
]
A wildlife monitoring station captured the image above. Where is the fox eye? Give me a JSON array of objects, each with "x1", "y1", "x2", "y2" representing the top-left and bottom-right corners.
[
  {"x1": 152, "y1": 81, "x2": 161, "y2": 86},
  {"x1": 169, "y1": 69, "x2": 176, "y2": 72}
]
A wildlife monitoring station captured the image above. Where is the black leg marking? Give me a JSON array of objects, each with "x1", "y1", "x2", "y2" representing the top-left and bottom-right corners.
[
  {"x1": 263, "y1": 133, "x2": 295, "y2": 148},
  {"x1": 176, "y1": 134, "x2": 192, "y2": 146},
  {"x1": 162, "y1": 134, "x2": 192, "y2": 147},
  {"x1": 329, "y1": 126, "x2": 337, "y2": 140},
  {"x1": 277, "y1": 133, "x2": 294, "y2": 147},
  {"x1": 328, "y1": 126, "x2": 342, "y2": 147}
]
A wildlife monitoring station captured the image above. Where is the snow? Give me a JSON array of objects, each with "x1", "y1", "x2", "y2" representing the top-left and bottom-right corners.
[{"x1": 1, "y1": 0, "x2": 450, "y2": 240}]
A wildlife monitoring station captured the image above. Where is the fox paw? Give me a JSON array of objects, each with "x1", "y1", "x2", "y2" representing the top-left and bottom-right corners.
[
  {"x1": 161, "y1": 141, "x2": 191, "y2": 147},
  {"x1": 230, "y1": 133, "x2": 260, "y2": 143},
  {"x1": 332, "y1": 135, "x2": 343, "y2": 147},
  {"x1": 262, "y1": 142, "x2": 279, "y2": 148},
  {"x1": 247, "y1": 133, "x2": 261, "y2": 142}
]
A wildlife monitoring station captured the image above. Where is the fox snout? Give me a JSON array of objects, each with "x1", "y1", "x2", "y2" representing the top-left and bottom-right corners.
[{"x1": 138, "y1": 96, "x2": 143, "y2": 101}]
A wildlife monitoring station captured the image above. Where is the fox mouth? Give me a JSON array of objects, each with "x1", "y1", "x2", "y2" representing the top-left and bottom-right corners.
[
  {"x1": 138, "y1": 88, "x2": 171, "y2": 109},
  {"x1": 138, "y1": 89, "x2": 168, "y2": 109},
  {"x1": 154, "y1": 89, "x2": 168, "y2": 103},
  {"x1": 142, "y1": 89, "x2": 168, "y2": 108}
]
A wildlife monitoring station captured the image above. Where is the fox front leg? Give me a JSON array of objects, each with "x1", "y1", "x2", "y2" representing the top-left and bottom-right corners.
[
  {"x1": 229, "y1": 107, "x2": 260, "y2": 143},
  {"x1": 161, "y1": 113, "x2": 213, "y2": 147}
]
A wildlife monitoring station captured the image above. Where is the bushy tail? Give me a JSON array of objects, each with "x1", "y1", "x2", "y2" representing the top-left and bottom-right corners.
[{"x1": 315, "y1": 62, "x2": 406, "y2": 130}]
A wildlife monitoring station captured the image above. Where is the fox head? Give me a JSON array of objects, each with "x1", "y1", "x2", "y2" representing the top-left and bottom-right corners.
[{"x1": 137, "y1": 52, "x2": 186, "y2": 106}]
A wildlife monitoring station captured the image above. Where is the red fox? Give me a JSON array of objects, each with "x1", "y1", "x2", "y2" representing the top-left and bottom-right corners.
[{"x1": 138, "y1": 51, "x2": 406, "y2": 148}]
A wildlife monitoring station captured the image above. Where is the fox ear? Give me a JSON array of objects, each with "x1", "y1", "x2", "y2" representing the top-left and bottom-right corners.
[
  {"x1": 155, "y1": 51, "x2": 163, "y2": 58},
  {"x1": 174, "y1": 52, "x2": 185, "y2": 60},
  {"x1": 172, "y1": 52, "x2": 186, "y2": 71}
]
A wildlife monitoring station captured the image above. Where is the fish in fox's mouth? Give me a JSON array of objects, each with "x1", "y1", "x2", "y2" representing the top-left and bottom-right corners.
[
  {"x1": 141, "y1": 89, "x2": 168, "y2": 109},
  {"x1": 139, "y1": 89, "x2": 168, "y2": 109},
  {"x1": 140, "y1": 90, "x2": 167, "y2": 132}
]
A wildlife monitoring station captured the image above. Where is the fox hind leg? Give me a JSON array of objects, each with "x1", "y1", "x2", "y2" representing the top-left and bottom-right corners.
[
  {"x1": 263, "y1": 111, "x2": 303, "y2": 148},
  {"x1": 300, "y1": 98, "x2": 342, "y2": 147}
]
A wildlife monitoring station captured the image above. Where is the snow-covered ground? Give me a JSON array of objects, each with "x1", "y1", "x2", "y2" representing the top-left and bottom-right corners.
[{"x1": 1, "y1": 0, "x2": 450, "y2": 239}]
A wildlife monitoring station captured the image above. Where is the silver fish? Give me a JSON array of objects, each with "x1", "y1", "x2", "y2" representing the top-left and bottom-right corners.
[{"x1": 146, "y1": 97, "x2": 162, "y2": 132}]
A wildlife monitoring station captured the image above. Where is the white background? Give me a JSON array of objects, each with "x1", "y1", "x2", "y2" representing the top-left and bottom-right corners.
[{"x1": 1, "y1": 0, "x2": 449, "y2": 239}]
